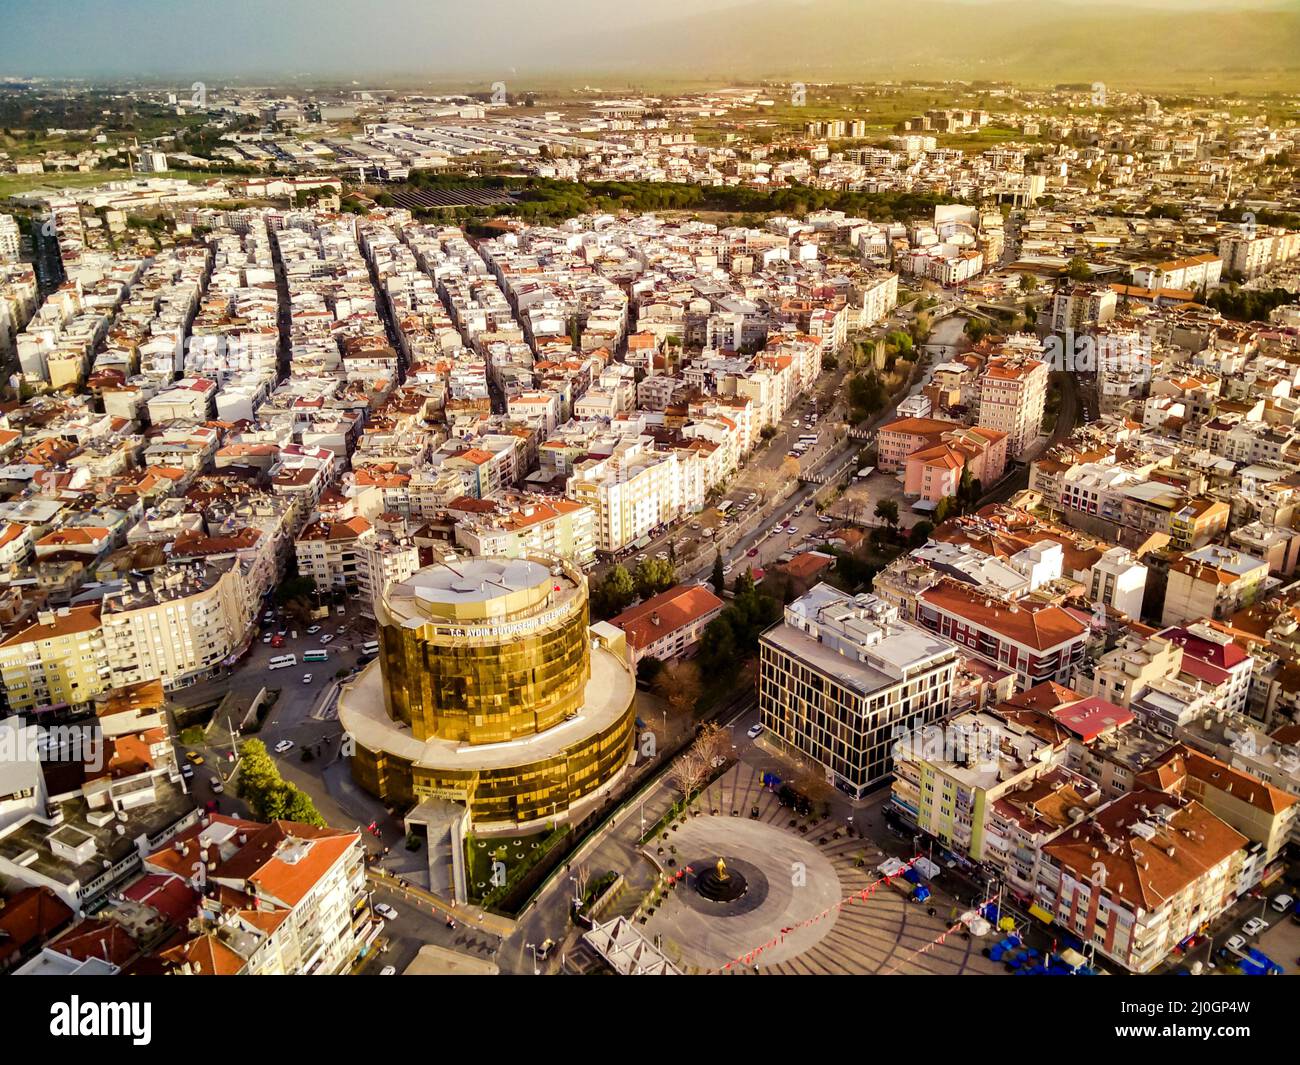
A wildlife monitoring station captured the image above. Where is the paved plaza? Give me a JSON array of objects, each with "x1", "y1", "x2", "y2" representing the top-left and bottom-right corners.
[{"x1": 638, "y1": 765, "x2": 1006, "y2": 976}]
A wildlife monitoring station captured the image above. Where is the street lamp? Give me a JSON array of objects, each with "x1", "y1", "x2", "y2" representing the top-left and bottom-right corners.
[{"x1": 525, "y1": 942, "x2": 540, "y2": 976}]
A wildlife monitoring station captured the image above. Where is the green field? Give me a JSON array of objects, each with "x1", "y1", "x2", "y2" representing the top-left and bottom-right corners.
[{"x1": 0, "y1": 168, "x2": 224, "y2": 201}]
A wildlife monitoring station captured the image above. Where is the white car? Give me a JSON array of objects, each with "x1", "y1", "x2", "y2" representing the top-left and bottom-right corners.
[
  {"x1": 307, "y1": 625, "x2": 321, "y2": 635},
  {"x1": 1225, "y1": 934, "x2": 1247, "y2": 953},
  {"x1": 210, "y1": 777, "x2": 224, "y2": 794},
  {"x1": 262, "y1": 634, "x2": 273, "y2": 644},
  {"x1": 380, "y1": 965, "x2": 397, "y2": 976},
  {"x1": 320, "y1": 634, "x2": 334, "y2": 644},
  {"x1": 302, "y1": 673, "x2": 313, "y2": 684},
  {"x1": 747, "y1": 723, "x2": 763, "y2": 740},
  {"x1": 1242, "y1": 917, "x2": 1269, "y2": 937},
  {"x1": 374, "y1": 903, "x2": 399, "y2": 921},
  {"x1": 274, "y1": 740, "x2": 295, "y2": 754}
]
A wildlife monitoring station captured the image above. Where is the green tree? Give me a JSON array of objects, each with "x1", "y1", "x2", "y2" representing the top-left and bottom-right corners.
[
  {"x1": 605, "y1": 564, "x2": 636, "y2": 606},
  {"x1": 909, "y1": 520, "x2": 935, "y2": 547},
  {"x1": 733, "y1": 567, "x2": 756, "y2": 598},
  {"x1": 636, "y1": 655, "x2": 664, "y2": 687},
  {"x1": 633, "y1": 557, "x2": 676, "y2": 599},
  {"x1": 874, "y1": 498, "x2": 899, "y2": 530},
  {"x1": 848, "y1": 373, "x2": 887, "y2": 421},
  {"x1": 1065, "y1": 255, "x2": 1092, "y2": 282},
  {"x1": 236, "y1": 739, "x2": 327, "y2": 827},
  {"x1": 958, "y1": 465, "x2": 974, "y2": 505},
  {"x1": 711, "y1": 551, "x2": 726, "y2": 596}
]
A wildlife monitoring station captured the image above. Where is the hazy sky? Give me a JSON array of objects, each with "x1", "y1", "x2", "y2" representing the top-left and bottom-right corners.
[{"x1": 0, "y1": 0, "x2": 1289, "y2": 81}]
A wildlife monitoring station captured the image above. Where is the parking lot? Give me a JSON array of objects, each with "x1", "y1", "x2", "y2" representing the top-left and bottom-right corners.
[{"x1": 171, "y1": 595, "x2": 379, "y2": 806}]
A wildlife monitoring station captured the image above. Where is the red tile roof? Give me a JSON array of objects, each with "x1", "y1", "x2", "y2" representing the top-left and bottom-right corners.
[{"x1": 609, "y1": 583, "x2": 725, "y2": 651}]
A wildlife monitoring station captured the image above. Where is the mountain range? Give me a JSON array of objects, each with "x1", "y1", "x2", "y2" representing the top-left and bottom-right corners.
[{"x1": 525, "y1": 0, "x2": 1300, "y2": 87}]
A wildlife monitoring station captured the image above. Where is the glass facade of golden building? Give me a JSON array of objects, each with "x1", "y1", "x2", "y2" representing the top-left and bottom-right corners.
[
  {"x1": 378, "y1": 588, "x2": 589, "y2": 744},
  {"x1": 338, "y1": 554, "x2": 637, "y2": 828}
]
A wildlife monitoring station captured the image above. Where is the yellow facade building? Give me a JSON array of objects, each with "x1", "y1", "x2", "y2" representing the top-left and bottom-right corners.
[{"x1": 338, "y1": 554, "x2": 636, "y2": 829}]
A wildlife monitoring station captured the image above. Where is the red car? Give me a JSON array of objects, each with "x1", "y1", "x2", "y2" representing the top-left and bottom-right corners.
[
  {"x1": 747, "y1": 548, "x2": 758, "y2": 557},
  {"x1": 270, "y1": 634, "x2": 285, "y2": 648}
]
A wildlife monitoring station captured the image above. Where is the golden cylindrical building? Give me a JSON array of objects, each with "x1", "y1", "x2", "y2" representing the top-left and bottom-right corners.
[{"x1": 338, "y1": 555, "x2": 637, "y2": 829}]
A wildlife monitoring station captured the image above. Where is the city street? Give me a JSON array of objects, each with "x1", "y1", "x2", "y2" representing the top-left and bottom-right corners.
[{"x1": 356, "y1": 881, "x2": 503, "y2": 975}]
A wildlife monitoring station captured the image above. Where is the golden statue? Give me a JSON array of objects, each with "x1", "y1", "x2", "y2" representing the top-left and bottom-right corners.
[{"x1": 715, "y1": 857, "x2": 729, "y2": 881}]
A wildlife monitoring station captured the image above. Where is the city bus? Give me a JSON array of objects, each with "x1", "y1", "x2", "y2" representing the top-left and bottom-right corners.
[
  {"x1": 303, "y1": 650, "x2": 329, "y2": 663},
  {"x1": 269, "y1": 654, "x2": 297, "y2": 670},
  {"x1": 716, "y1": 500, "x2": 734, "y2": 517},
  {"x1": 361, "y1": 640, "x2": 380, "y2": 656}
]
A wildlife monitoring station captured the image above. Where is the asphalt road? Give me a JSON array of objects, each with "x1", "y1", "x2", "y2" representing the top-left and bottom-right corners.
[
  {"x1": 172, "y1": 600, "x2": 380, "y2": 813},
  {"x1": 357, "y1": 881, "x2": 503, "y2": 975}
]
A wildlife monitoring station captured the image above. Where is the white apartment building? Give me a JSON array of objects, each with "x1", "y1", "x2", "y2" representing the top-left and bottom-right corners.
[
  {"x1": 453, "y1": 496, "x2": 595, "y2": 567},
  {"x1": 567, "y1": 438, "x2": 697, "y2": 552},
  {"x1": 0, "y1": 214, "x2": 20, "y2": 264},
  {"x1": 1131, "y1": 253, "x2": 1221, "y2": 292},
  {"x1": 1219, "y1": 229, "x2": 1300, "y2": 280},
  {"x1": 100, "y1": 562, "x2": 249, "y2": 691},
  {"x1": 146, "y1": 817, "x2": 373, "y2": 976}
]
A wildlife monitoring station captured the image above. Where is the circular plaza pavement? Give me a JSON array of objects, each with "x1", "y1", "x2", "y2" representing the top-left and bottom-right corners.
[
  {"x1": 643, "y1": 815, "x2": 842, "y2": 970},
  {"x1": 633, "y1": 766, "x2": 1007, "y2": 976}
]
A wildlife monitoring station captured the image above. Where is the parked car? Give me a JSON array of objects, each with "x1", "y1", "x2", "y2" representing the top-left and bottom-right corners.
[
  {"x1": 274, "y1": 740, "x2": 295, "y2": 754},
  {"x1": 320, "y1": 634, "x2": 334, "y2": 644},
  {"x1": 210, "y1": 777, "x2": 224, "y2": 794},
  {"x1": 1226, "y1": 934, "x2": 1247, "y2": 953},
  {"x1": 180, "y1": 764, "x2": 194, "y2": 778},
  {"x1": 307, "y1": 625, "x2": 321, "y2": 635},
  {"x1": 380, "y1": 965, "x2": 397, "y2": 976},
  {"x1": 375, "y1": 903, "x2": 399, "y2": 921},
  {"x1": 1243, "y1": 917, "x2": 1270, "y2": 937},
  {"x1": 186, "y1": 751, "x2": 205, "y2": 765},
  {"x1": 262, "y1": 634, "x2": 273, "y2": 644},
  {"x1": 747, "y1": 723, "x2": 763, "y2": 740},
  {"x1": 1270, "y1": 893, "x2": 1294, "y2": 914}
]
